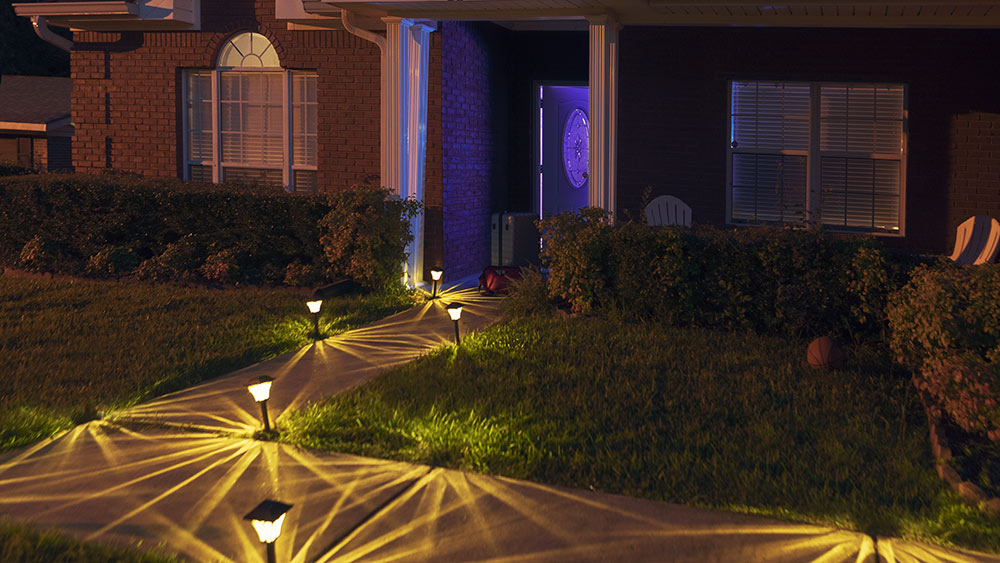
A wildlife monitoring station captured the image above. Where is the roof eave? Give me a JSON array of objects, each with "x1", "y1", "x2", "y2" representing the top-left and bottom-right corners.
[
  {"x1": 0, "y1": 116, "x2": 72, "y2": 135},
  {"x1": 12, "y1": 1, "x2": 138, "y2": 18}
]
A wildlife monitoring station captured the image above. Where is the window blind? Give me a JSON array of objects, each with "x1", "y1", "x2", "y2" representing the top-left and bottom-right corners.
[
  {"x1": 292, "y1": 73, "x2": 317, "y2": 168},
  {"x1": 220, "y1": 72, "x2": 283, "y2": 168},
  {"x1": 182, "y1": 46, "x2": 319, "y2": 192},
  {"x1": 731, "y1": 153, "x2": 807, "y2": 223},
  {"x1": 731, "y1": 81, "x2": 809, "y2": 152},
  {"x1": 293, "y1": 170, "x2": 318, "y2": 193},
  {"x1": 730, "y1": 81, "x2": 809, "y2": 223},
  {"x1": 223, "y1": 167, "x2": 282, "y2": 187},
  {"x1": 188, "y1": 164, "x2": 213, "y2": 183},
  {"x1": 185, "y1": 71, "x2": 213, "y2": 162},
  {"x1": 728, "y1": 81, "x2": 905, "y2": 233},
  {"x1": 819, "y1": 85, "x2": 904, "y2": 231}
]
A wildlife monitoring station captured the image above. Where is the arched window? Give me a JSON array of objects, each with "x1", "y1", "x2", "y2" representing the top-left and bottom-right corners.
[
  {"x1": 217, "y1": 32, "x2": 280, "y2": 68},
  {"x1": 183, "y1": 32, "x2": 318, "y2": 192}
]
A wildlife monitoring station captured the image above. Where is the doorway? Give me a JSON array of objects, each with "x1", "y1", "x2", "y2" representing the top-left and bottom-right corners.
[{"x1": 536, "y1": 83, "x2": 589, "y2": 217}]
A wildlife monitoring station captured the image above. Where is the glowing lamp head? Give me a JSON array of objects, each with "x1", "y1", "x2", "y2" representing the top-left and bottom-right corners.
[
  {"x1": 430, "y1": 268, "x2": 443, "y2": 281},
  {"x1": 306, "y1": 300, "x2": 322, "y2": 314},
  {"x1": 244, "y1": 500, "x2": 292, "y2": 544},
  {"x1": 247, "y1": 375, "x2": 274, "y2": 403},
  {"x1": 446, "y1": 302, "x2": 463, "y2": 321}
]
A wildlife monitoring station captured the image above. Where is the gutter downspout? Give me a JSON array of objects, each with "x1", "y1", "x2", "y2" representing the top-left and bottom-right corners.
[
  {"x1": 340, "y1": 9, "x2": 389, "y2": 188},
  {"x1": 31, "y1": 16, "x2": 73, "y2": 53}
]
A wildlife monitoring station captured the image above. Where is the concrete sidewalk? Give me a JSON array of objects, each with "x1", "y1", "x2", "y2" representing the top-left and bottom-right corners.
[
  {"x1": 0, "y1": 286, "x2": 998, "y2": 562},
  {"x1": 118, "y1": 286, "x2": 501, "y2": 434},
  {"x1": 1, "y1": 426, "x2": 995, "y2": 563}
]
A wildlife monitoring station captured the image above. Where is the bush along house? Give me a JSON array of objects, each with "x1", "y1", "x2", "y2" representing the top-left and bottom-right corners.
[{"x1": 13, "y1": 0, "x2": 1000, "y2": 285}]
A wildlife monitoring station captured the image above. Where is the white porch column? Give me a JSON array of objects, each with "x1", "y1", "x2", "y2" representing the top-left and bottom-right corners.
[
  {"x1": 587, "y1": 13, "x2": 619, "y2": 220},
  {"x1": 382, "y1": 17, "x2": 410, "y2": 196},
  {"x1": 405, "y1": 22, "x2": 433, "y2": 284},
  {"x1": 383, "y1": 16, "x2": 433, "y2": 286}
]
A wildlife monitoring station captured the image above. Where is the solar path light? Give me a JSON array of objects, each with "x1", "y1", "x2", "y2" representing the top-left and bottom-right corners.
[
  {"x1": 244, "y1": 499, "x2": 292, "y2": 563},
  {"x1": 247, "y1": 375, "x2": 274, "y2": 432},
  {"x1": 306, "y1": 299, "x2": 322, "y2": 338},
  {"x1": 446, "y1": 302, "x2": 463, "y2": 345},
  {"x1": 429, "y1": 268, "x2": 443, "y2": 298}
]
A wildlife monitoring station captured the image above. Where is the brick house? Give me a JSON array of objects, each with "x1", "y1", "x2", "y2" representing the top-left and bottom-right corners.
[
  {"x1": 0, "y1": 75, "x2": 73, "y2": 172},
  {"x1": 13, "y1": 1, "x2": 1000, "y2": 283}
]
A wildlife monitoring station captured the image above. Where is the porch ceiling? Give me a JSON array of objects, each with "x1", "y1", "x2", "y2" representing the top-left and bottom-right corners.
[{"x1": 321, "y1": 0, "x2": 1000, "y2": 28}]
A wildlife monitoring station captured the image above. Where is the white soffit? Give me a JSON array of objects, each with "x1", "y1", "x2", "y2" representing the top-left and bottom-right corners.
[
  {"x1": 13, "y1": 0, "x2": 200, "y2": 31},
  {"x1": 644, "y1": 2, "x2": 1000, "y2": 28},
  {"x1": 321, "y1": 1, "x2": 1000, "y2": 28}
]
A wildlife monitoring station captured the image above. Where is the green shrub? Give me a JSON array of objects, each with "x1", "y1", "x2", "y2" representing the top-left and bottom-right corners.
[
  {"x1": 282, "y1": 260, "x2": 323, "y2": 287},
  {"x1": 86, "y1": 245, "x2": 140, "y2": 277},
  {"x1": 318, "y1": 185, "x2": 421, "y2": 291},
  {"x1": 888, "y1": 263, "x2": 1000, "y2": 438},
  {"x1": 0, "y1": 174, "x2": 415, "y2": 288},
  {"x1": 0, "y1": 162, "x2": 37, "y2": 176},
  {"x1": 17, "y1": 235, "x2": 61, "y2": 272},
  {"x1": 136, "y1": 234, "x2": 206, "y2": 282},
  {"x1": 537, "y1": 207, "x2": 612, "y2": 313},
  {"x1": 200, "y1": 245, "x2": 250, "y2": 284},
  {"x1": 503, "y1": 266, "x2": 552, "y2": 319},
  {"x1": 539, "y1": 209, "x2": 904, "y2": 339}
]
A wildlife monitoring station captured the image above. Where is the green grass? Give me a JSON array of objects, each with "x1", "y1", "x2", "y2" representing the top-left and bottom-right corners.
[
  {"x1": 281, "y1": 316, "x2": 1000, "y2": 553},
  {"x1": 0, "y1": 517, "x2": 179, "y2": 563},
  {"x1": 0, "y1": 274, "x2": 414, "y2": 453}
]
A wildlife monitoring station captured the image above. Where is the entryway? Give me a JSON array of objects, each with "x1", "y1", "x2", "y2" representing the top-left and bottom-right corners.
[{"x1": 536, "y1": 84, "x2": 589, "y2": 217}]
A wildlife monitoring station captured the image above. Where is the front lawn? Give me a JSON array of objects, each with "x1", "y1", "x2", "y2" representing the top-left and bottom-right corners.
[
  {"x1": 0, "y1": 274, "x2": 414, "y2": 453},
  {"x1": 281, "y1": 316, "x2": 1000, "y2": 553},
  {"x1": 0, "y1": 517, "x2": 178, "y2": 563}
]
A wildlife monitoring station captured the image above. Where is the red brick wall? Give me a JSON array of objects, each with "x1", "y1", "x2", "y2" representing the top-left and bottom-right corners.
[
  {"x1": 70, "y1": 0, "x2": 381, "y2": 191},
  {"x1": 948, "y1": 111, "x2": 1000, "y2": 248},
  {"x1": 618, "y1": 27, "x2": 1000, "y2": 253},
  {"x1": 29, "y1": 137, "x2": 46, "y2": 171}
]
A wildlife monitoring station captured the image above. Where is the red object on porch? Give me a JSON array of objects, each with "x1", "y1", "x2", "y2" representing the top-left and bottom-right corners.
[{"x1": 478, "y1": 266, "x2": 522, "y2": 295}]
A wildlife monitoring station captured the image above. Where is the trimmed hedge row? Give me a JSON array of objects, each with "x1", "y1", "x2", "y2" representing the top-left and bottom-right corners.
[
  {"x1": 0, "y1": 163, "x2": 37, "y2": 177},
  {"x1": 888, "y1": 263, "x2": 1000, "y2": 439},
  {"x1": 538, "y1": 207, "x2": 913, "y2": 340},
  {"x1": 0, "y1": 173, "x2": 418, "y2": 289}
]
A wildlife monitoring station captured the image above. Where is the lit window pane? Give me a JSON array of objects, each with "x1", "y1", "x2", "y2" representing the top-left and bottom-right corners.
[
  {"x1": 185, "y1": 71, "x2": 213, "y2": 162},
  {"x1": 294, "y1": 170, "x2": 318, "y2": 193},
  {"x1": 223, "y1": 167, "x2": 282, "y2": 187},
  {"x1": 293, "y1": 73, "x2": 318, "y2": 167},
  {"x1": 731, "y1": 80, "x2": 905, "y2": 233},
  {"x1": 220, "y1": 71, "x2": 283, "y2": 167},
  {"x1": 188, "y1": 164, "x2": 213, "y2": 182},
  {"x1": 730, "y1": 153, "x2": 807, "y2": 224}
]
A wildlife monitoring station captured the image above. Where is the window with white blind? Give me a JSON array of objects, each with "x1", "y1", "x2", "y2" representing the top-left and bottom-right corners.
[
  {"x1": 728, "y1": 81, "x2": 906, "y2": 234},
  {"x1": 183, "y1": 32, "x2": 318, "y2": 193}
]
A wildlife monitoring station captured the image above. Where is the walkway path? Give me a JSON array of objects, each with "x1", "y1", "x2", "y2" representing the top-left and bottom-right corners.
[
  {"x1": 120, "y1": 287, "x2": 501, "y2": 434},
  {"x1": 0, "y1": 285, "x2": 997, "y2": 562}
]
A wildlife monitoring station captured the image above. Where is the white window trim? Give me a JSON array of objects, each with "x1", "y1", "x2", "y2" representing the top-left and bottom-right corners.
[
  {"x1": 182, "y1": 68, "x2": 317, "y2": 192},
  {"x1": 726, "y1": 80, "x2": 908, "y2": 237}
]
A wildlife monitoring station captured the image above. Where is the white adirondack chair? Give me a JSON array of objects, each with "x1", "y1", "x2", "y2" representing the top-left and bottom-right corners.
[
  {"x1": 949, "y1": 215, "x2": 1000, "y2": 265},
  {"x1": 644, "y1": 195, "x2": 692, "y2": 227}
]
